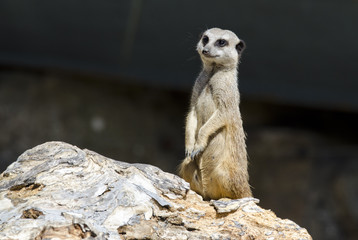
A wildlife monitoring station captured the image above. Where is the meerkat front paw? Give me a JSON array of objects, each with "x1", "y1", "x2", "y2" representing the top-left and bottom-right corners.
[
  {"x1": 191, "y1": 143, "x2": 205, "y2": 159},
  {"x1": 185, "y1": 145, "x2": 194, "y2": 158}
]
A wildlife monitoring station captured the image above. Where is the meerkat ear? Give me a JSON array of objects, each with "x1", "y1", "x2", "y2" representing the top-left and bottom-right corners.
[{"x1": 236, "y1": 40, "x2": 246, "y2": 54}]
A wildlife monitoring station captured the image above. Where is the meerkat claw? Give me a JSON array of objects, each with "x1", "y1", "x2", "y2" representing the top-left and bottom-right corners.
[
  {"x1": 191, "y1": 148, "x2": 202, "y2": 159},
  {"x1": 190, "y1": 150, "x2": 198, "y2": 159},
  {"x1": 185, "y1": 150, "x2": 191, "y2": 158}
]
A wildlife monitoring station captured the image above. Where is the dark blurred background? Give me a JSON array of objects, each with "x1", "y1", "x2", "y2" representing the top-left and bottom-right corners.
[{"x1": 0, "y1": 1, "x2": 358, "y2": 239}]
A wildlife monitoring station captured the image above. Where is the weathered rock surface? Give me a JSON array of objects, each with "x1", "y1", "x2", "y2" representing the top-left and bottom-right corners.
[{"x1": 0, "y1": 142, "x2": 312, "y2": 240}]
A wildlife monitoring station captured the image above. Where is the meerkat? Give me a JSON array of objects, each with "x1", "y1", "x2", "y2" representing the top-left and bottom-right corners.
[{"x1": 179, "y1": 28, "x2": 252, "y2": 200}]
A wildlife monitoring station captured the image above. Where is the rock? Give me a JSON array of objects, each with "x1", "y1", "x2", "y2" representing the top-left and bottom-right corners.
[
  {"x1": 210, "y1": 197, "x2": 260, "y2": 213},
  {"x1": 0, "y1": 141, "x2": 312, "y2": 239}
]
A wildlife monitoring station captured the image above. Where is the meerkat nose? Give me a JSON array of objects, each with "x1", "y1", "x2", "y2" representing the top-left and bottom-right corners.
[{"x1": 202, "y1": 49, "x2": 209, "y2": 55}]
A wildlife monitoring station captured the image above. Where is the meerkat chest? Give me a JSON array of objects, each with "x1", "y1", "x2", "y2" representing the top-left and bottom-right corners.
[{"x1": 195, "y1": 83, "x2": 216, "y2": 124}]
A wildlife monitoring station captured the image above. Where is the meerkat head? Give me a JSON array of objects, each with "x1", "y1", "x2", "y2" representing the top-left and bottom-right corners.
[{"x1": 197, "y1": 28, "x2": 245, "y2": 68}]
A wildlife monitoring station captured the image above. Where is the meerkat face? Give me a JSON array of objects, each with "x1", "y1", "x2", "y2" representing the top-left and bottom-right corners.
[{"x1": 197, "y1": 28, "x2": 245, "y2": 67}]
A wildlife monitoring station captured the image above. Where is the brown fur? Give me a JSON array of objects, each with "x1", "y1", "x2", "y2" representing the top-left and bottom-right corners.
[{"x1": 179, "y1": 28, "x2": 252, "y2": 200}]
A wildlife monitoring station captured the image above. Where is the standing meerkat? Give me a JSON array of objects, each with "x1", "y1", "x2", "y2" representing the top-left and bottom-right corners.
[{"x1": 179, "y1": 28, "x2": 252, "y2": 200}]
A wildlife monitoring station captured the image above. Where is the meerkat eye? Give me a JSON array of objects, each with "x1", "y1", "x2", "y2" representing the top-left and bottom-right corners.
[
  {"x1": 202, "y1": 35, "x2": 209, "y2": 45},
  {"x1": 216, "y1": 39, "x2": 228, "y2": 47}
]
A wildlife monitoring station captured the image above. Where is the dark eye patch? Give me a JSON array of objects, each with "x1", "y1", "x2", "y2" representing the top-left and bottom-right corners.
[
  {"x1": 202, "y1": 35, "x2": 209, "y2": 46},
  {"x1": 215, "y1": 39, "x2": 228, "y2": 47}
]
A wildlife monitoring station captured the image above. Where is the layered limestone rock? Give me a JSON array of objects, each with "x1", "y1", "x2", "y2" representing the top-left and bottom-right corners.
[{"x1": 0, "y1": 142, "x2": 312, "y2": 239}]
